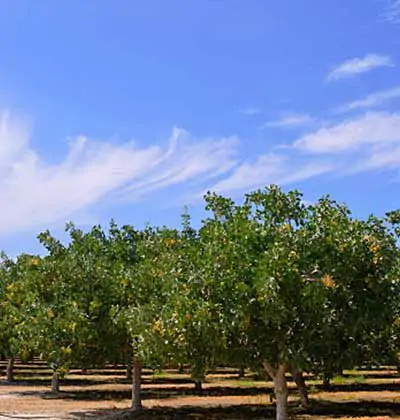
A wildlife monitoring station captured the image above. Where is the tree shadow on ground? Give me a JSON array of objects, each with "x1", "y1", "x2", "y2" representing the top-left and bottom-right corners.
[
  {"x1": 0, "y1": 377, "x2": 109, "y2": 387},
  {"x1": 69, "y1": 400, "x2": 400, "y2": 420},
  {"x1": 340, "y1": 372, "x2": 400, "y2": 380},
  {"x1": 307, "y1": 400, "x2": 400, "y2": 417},
  {"x1": 9, "y1": 379, "x2": 400, "y2": 402},
  {"x1": 313, "y1": 381, "x2": 400, "y2": 393},
  {"x1": 71, "y1": 405, "x2": 277, "y2": 420},
  {"x1": 0, "y1": 375, "x2": 197, "y2": 388},
  {"x1": 142, "y1": 377, "x2": 201, "y2": 386},
  {"x1": 13, "y1": 385, "x2": 275, "y2": 402}
]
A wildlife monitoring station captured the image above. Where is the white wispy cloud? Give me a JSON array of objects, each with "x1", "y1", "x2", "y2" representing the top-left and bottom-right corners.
[
  {"x1": 356, "y1": 144, "x2": 400, "y2": 171},
  {"x1": 327, "y1": 54, "x2": 394, "y2": 81},
  {"x1": 384, "y1": 0, "x2": 400, "y2": 23},
  {"x1": 262, "y1": 113, "x2": 314, "y2": 128},
  {"x1": 239, "y1": 107, "x2": 262, "y2": 115},
  {"x1": 0, "y1": 112, "x2": 238, "y2": 235},
  {"x1": 337, "y1": 86, "x2": 400, "y2": 113},
  {"x1": 294, "y1": 112, "x2": 400, "y2": 153},
  {"x1": 117, "y1": 127, "x2": 238, "y2": 199},
  {"x1": 5, "y1": 105, "x2": 400, "y2": 237},
  {"x1": 208, "y1": 154, "x2": 331, "y2": 195},
  {"x1": 206, "y1": 110, "x2": 400, "y2": 197}
]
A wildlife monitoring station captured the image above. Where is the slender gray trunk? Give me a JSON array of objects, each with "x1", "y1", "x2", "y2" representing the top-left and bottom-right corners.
[
  {"x1": 292, "y1": 369, "x2": 310, "y2": 408},
  {"x1": 274, "y1": 365, "x2": 289, "y2": 420},
  {"x1": 131, "y1": 359, "x2": 142, "y2": 411},
  {"x1": 51, "y1": 371, "x2": 60, "y2": 393},
  {"x1": 6, "y1": 357, "x2": 14, "y2": 382},
  {"x1": 263, "y1": 362, "x2": 288, "y2": 420}
]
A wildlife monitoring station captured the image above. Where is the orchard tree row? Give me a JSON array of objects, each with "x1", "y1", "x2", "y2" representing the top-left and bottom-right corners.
[{"x1": 1, "y1": 186, "x2": 400, "y2": 420}]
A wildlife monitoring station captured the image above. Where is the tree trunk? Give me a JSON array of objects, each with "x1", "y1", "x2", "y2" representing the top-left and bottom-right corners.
[
  {"x1": 131, "y1": 359, "x2": 142, "y2": 411},
  {"x1": 292, "y1": 369, "x2": 310, "y2": 408},
  {"x1": 322, "y1": 375, "x2": 331, "y2": 389},
  {"x1": 51, "y1": 371, "x2": 60, "y2": 394},
  {"x1": 126, "y1": 341, "x2": 133, "y2": 379},
  {"x1": 274, "y1": 365, "x2": 289, "y2": 420},
  {"x1": 6, "y1": 357, "x2": 14, "y2": 382},
  {"x1": 263, "y1": 362, "x2": 289, "y2": 420},
  {"x1": 194, "y1": 379, "x2": 203, "y2": 392},
  {"x1": 238, "y1": 366, "x2": 245, "y2": 378},
  {"x1": 126, "y1": 359, "x2": 132, "y2": 380}
]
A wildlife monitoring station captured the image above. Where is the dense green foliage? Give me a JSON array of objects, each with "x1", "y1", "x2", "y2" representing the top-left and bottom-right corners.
[{"x1": 1, "y1": 186, "x2": 399, "y2": 420}]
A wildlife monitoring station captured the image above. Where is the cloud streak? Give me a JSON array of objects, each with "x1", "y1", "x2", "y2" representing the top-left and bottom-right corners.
[
  {"x1": 117, "y1": 127, "x2": 239, "y2": 200},
  {"x1": 208, "y1": 111, "x2": 400, "y2": 197},
  {"x1": 384, "y1": 0, "x2": 400, "y2": 23},
  {"x1": 262, "y1": 113, "x2": 314, "y2": 128},
  {"x1": 239, "y1": 107, "x2": 262, "y2": 115},
  {"x1": 294, "y1": 112, "x2": 400, "y2": 153},
  {"x1": 4, "y1": 106, "x2": 400, "y2": 236},
  {"x1": 0, "y1": 113, "x2": 238, "y2": 235},
  {"x1": 209, "y1": 154, "x2": 331, "y2": 195},
  {"x1": 327, "y1": 54, "x2": 394, "y2": 81},
  {"x1": 336, "y1": 86, "x2": 400, "y2": 113}
]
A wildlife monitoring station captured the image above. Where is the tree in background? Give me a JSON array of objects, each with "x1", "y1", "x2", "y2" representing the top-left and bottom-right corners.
[{"x1": 0, "y1": 253, "x2": 42, "y2": 382}]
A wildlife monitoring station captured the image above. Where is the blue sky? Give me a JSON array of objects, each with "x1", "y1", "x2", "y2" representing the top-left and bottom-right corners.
[{"x1": 1, "y1": 0, "x2": 400, "y2": 255}]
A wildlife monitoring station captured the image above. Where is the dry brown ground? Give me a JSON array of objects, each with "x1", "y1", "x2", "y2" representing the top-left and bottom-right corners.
[{"x1": 0, "y1": 363, "x2": 399, "y2": 419}]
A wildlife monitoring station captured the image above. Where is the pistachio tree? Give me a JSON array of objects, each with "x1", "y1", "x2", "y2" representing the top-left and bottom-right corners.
[
  {"x1": 300, "y1": 201, "x2": 400, "y2": 384},
  {"x1": 36, "y1": 222, "x2": 140, "y2": 393},
  {"x1": 153, "y1": 214, "x2": 227, "y2": 391},
  {"x1": 22, "y1": 235, "x2": 82, "y2": 393},
  {"x1": 108, "y1": 224, "x2": 178, "y2": 410},
  {"x1": 199, "y1": 186, "x2": 400, "y2": 420},
  {"x1": 0, "y1": 254, "x2": 42, "y2": 382}
]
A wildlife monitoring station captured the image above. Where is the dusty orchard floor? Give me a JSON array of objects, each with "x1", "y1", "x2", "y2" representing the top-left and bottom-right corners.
[{"x1": 0, "y1": 362, "x2": 400, "y2": 419}]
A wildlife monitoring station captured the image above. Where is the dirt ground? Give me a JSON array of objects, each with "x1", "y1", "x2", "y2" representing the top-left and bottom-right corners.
[{"x1": 0, "y1": 362, "x2": 399, "y2": 419}]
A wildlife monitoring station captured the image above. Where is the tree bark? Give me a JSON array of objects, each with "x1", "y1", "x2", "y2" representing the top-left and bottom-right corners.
[
  {"x1": 51, "y1": 371, "x2": 60, "y2": 394},
  {"x1": 131, "y1": 358, "x2": 142, "y2": 411},
  {"x1": 126, "y1": 341, "x2": 133, "y2": 379},
  {"x1": 238, "y1": 366, "x2": 245, "y2": 378},
  {"x1": 263, "y1": 362, "x2": 289, "y2": 420},
  {"x1": 126, "y1": 358, "x2": 132, "y2": 380},
  {"x1": 194, "y1": 379, "x2": 203, "y2": 392},
  {"x1": 291, "y1": 369, "x2": 310, "y2": 408},
  {"x1": 322, "y1": 375, "x2": 331, "y2": 389},
  {"x1": 6, "y1": 357, "x2": 14, "y2": 382}
]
